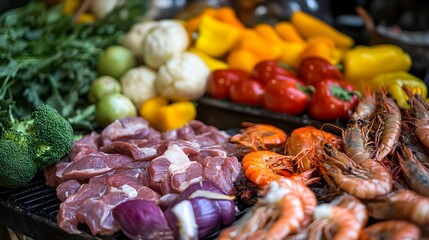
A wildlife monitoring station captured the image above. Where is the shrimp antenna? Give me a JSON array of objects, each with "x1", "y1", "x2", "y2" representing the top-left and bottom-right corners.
[{"x1": 319, "y1": 123, "x2": 344, "y2": 136}]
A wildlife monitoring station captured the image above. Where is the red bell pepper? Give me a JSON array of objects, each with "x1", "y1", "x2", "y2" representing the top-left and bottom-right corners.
[
  {"x1": 263, "y1": 78, "x2": 312, "y2": 115},
  {"x1": 298, "y1": 57, "x2": 343, "y2": 85},
  {"x1": 309, "y1": 78, "x2": 360, "y2": 121},
  {"x1": 252, "y1": 60, "x2": 298, "y2": 85}
]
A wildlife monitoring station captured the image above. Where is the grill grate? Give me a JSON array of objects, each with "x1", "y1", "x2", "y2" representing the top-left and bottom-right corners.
[{"x1": 0, "y1": 172, "x2": 246, "y2": 240}]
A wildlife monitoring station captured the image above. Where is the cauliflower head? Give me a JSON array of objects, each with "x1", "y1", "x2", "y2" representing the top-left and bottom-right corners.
[
  {"x1": 122, "y1": 20, "x2": 158, "y2": 57},
  {"x1": 156, "y1": 52, "x2": 210, "y2": 101},
  {"x1": 142, "y1": 20, "x2": 189, "y2": 69},
  {"x1": 120, "y1": 66, "x2": 158, "y2": 108}
]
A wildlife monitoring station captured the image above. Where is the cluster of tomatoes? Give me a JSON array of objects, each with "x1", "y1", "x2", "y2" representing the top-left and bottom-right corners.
[{"x1": 206, "y1": 58, "x2": 360, "y2": 121}]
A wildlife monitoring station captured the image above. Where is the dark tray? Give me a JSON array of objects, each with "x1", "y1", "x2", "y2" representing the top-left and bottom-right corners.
[
  {"x1": 196, "y1": 96, "x2": 345, "y2": 135},
  {"x1": 0, "y1": 172, "x2": 248, "y2": 240}
]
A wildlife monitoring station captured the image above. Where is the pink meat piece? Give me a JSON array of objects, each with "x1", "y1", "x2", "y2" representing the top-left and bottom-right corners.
[
  {"x1": 156, "y1": 139, "x2": 200, "y2": 156},
  {"x1": 89, "y1": 169, "x2": 141, "y2": 185},
  {"x1": 161, "y1": 124, "x2": 196, "y2": 140},
  {"x1": 148, "y1": 156, "x2": 169, "y2": 194},
  {"x1": 149, "y1": 156, "x2": 170, "y2": 183},
  {"x1": 190, "y1": 120, "x2": 230, "y2": 144},
  {"x1": 149, "y1": 144, "x2": 193, "y2": 193},
  {"x1": 77, "y1": 187, "x2": 128, "y2": 236},
  {"x1": 103, "y1": 169, "x2": 161, "y2": 202},
  {"x1": 100, "y1": 117, "x2": 157, "y2": 146},
  {"x1": 169, "y1": 161, "x2": 203, "y2": 192},
  {"x1": 69, "y1": 132, "x2": 100, "y2": 162},
  {"x1": 44, "y1": 156, "x2": 71, "y2": 187},
  {"x1": 57, "y1": 183, "x2": 106, "y2": 234},
  {"x1": 139, "y1": 169, "x2": 150, "y2": 186},
  {"x1": 61, "y1": 152, "x2": 134, "y2": 180},
  {"x1": 105, "y1": 170, "x2": 142, "y2": 186},
  {"x1": 104, "y1": 141, "x2": 157, "y2": 161},
  {"x1": 200, "y1": 156, "x2": 241, "y2": 194},
  {"x1": 158, "y1": 193, "x2": 179, "y2": 210},
  {"x1": 77, "y1": 184, "x2": 160, "y2": 236},
  {"x1": 56, "y1": 180, "x2": 82, "y2": 202},
  {"x1": 189, "y1": 145, "x2": 228, "y2": 162},
  {"x1": 160, "y1": 175, "x2": 174, "y2": 195}
]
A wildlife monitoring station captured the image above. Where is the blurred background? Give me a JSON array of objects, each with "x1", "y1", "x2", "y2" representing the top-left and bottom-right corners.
[{"x1": 1, "y1": 0, "x2": 428, "y2": 77}]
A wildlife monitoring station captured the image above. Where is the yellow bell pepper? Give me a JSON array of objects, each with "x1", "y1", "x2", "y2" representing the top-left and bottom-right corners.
[
  {"x1": 275, "y1": 21, "x2": 305, "y2": 43},
  {"x1": 298, "y1": 39, "x2": 342, "y2": 65},
  {"x1": 195, "y1": 15, "x2": 242, "y2": 58},
  {"x1": 343, "y1": 44, "x2": 412, "y2": 81},
  {"x1": 367, "y1": 71, "x2": 427, "y2": 109},
  {"x1": 278, "y1": 41, "x2": 307, "y2": 68},
  {"x1": 291, "y1": 11, "x2": 355, "y2": 48},
  {"x1": 139, "y1": 96, "x2": 197, "y2": 132},
  {"x1": 184, "y1": 8, "x2": 218, "y2": 41},
  {"x1": 188, "y1": 48, "x2": 228, "y2": 71},
  {"x1": 63, "y1": 0, "x2": 80, "y2": 14}
]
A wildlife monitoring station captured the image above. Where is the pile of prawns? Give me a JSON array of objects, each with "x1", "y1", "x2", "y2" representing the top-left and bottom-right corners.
[{"x1": 221, "y1": 91, "x2": 429, "y2": 240}]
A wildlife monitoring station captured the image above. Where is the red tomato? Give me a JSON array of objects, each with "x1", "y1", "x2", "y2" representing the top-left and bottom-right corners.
[
  {"x1": 229, "y1": 78, "x2": 265, "y2": 105},
  {"x1": 263, "y1": 79, "x2": 310, "y2": 115},
  {"x1": 252, "y1": 60, "x2": 298, "y2": 85},
  {"x1": 206, "y1": 69, "x2": 249, "y2": 99},
  {"x1": 298, "y1": 57, "x2": 343, "y2": 85}
]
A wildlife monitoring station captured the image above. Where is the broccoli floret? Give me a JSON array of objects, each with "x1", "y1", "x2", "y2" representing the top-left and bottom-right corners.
[
  {"x1": 1, "y1": 101, "x2": 74, "y2": 170},
  {"x1": 28, "y1": 104, "x2": 74, "y2": 170},
  {"x1": 0, "y1": 132, "x2": 37, "y2": 188}
]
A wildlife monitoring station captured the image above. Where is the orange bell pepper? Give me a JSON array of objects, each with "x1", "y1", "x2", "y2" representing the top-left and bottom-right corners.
[
  {"x1": 227, "y1": 49, "x2": 259, "y2": 72},
  {"x1": 235, "y1": 29, "x2": 282, "y2": 60},
  {"x1": 215, "y1": 7, "x2": 246, "y2": 29},
  {"x1": 275, "y1": 21, "x2": 305, "y2": 43},
  {"x1": 291, "y1": 11, "x2": 354, "y2": 48}
]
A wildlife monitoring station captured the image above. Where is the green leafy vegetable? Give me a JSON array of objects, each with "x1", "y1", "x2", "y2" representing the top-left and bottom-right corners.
[{"x1": 0, "y1": 0, "x2": 148, "y2": 130}]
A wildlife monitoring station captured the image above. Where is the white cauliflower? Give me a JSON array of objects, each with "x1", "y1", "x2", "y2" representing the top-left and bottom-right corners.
[
  {"x1": 91, "y1": 0, "x2": 125, "y2": 19},
  {"x1": 142, "y1": 20, "x2": 189, "y2": 69},
  {"x1": 122, "y1": 20, "x2": 158, "y2": 58},
  {"x1": 156, "y1": 52, "x2": 210, "y2": 101},
  {"x1": 120, "y1": 66, "x2": 158, "y2": 108}
]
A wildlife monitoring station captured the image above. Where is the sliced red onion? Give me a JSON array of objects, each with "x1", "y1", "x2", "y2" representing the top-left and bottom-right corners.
[
  {"x1": 164, "y1": 180, "x2": 236, "y2": 239},
  {"x1": 112, "y1": 199, "x2": 174, "y2": 240},
  {"x1": 171, "y1": 200, "x2": 198, "y2": 240}
]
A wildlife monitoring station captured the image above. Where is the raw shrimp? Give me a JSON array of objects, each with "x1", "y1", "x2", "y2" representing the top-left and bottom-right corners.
[
  {"x1": 367, "y1": 189, "x2": 429, "y2": 228},
  {"x1": 241, "y1": 151, "x2": 318, "y2": 186},
  {"x1": 308, "y1": 204, "x2": 361, "y2": 240},
  {"x1": 330, "y1": 193, "x2": 368, "y2": 228},
  {"x1": 286, "y1": 126, "x2": 342, "y2": 173},
  {"x1": 359, "y1": 220, "x2": 421, "y2": 240},
  {"x1": 219, "y1": 179, "x2": 315, "y2": 240},
  {"x1": 409, "y1": 93, "x2": 429, "y2": 148},
  {"x1": 248, "y1": 194, "x2": 305, "y2": 240},
  {"x1": 271, "y1": 178, "x2": 318, "y2": 225},
  {"x1": 373, "y1": 93, "x2": 401, "y2": 161},
  {"x1": 230, "y1": 122, "x2": 287, "y2": 152},
  {"x1": 350, "y1": 92, "x2": 377, "y2": 121},
  {"x1": 322, "y1": 144, "x2": 392, "y2": 199},
  {"x1": 397, "y1": 144, "x2": 429, "y2": 196},
  {"x1": 343, "y1": 119, "x2": 372, "y2": 164}
]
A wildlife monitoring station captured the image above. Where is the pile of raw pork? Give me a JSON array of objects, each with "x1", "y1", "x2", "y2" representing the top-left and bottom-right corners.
[{"x1": 44, "y1": 117, "x2": 241, "y2": 236}]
